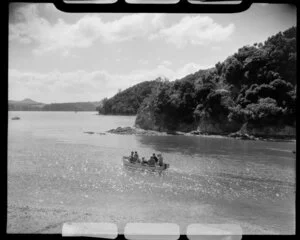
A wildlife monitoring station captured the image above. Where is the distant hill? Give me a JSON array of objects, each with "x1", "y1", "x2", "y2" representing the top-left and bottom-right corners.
[
  {"x1": 9, "y1": 98, "x2": 43, "y2": 105},
  {"x1": 9, "y1": 98, "x2": 45, "y2": 111},
  {"x1": 8, "y1": 99, "x2": 101, "y2": 111}
]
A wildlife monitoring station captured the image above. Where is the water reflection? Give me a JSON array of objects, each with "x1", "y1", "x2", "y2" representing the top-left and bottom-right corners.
[{"x1": 135, "y1": 135, "x2": 296, "y2": 168}]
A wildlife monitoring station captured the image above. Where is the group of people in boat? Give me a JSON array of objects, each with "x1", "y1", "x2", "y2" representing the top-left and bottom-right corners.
[{"x1": 129, "y1": 151, "x2": 164, "y2": 166}]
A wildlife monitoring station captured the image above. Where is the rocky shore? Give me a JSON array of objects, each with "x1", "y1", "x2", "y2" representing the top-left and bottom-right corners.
[
  {"x1": 106, "y1": 127, "x2": 169, "y2": 136},
  {"x1": 104, "y1": 126, "x2": 295, "y2": 142},
  {"x1": 83, "y1": 131, "x2": 106, "y2": 135}
]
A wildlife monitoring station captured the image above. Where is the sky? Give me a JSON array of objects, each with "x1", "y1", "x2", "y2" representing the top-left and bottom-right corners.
[{"x1": 8, "y1": 3, "x2": 296, "y2": 103}]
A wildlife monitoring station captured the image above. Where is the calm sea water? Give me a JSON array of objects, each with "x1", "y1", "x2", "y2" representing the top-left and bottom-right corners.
[{"x1": 7, "y1": 111, "x2": 296, "y2": 234}]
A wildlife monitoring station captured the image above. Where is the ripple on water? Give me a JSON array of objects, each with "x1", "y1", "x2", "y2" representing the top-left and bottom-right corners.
[{"x1": 8, "y1": 122, "x2": 296, "y2": 234}]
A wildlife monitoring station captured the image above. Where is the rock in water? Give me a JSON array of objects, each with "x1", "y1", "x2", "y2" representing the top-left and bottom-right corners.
[
  {"x1": 229, "y1": 132, "x2": 257, "y2": 140},
  {"x1": 107, "y1": 127, "x2": 136, "y2": 135}
]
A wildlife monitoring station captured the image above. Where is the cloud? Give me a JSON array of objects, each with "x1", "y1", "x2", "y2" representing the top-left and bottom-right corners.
[
  {"x1": 10, "y1": 4, "x2": 235, "y2": 54},
  {"x1": 9, "y1": 69, "x2": 112, "y2": 102},
  {"x1": 152, "y1": 16, "x2": 235, "y2": 48},
  {"x1": 212, "y1": 46, "x2": 221, "y2": 51},
  {"x1": 9, "y1": 62, "x2": 212, "y2": 102},
  {"x1": 139, "y1": 59, "x2": 149, "y2": 65},
  {"x1": 9, "y1": 4, "x2": 166, "y2": 55},
  {"x1": 162, "y1": 60, "x2": 172, "y2": 66},
  {"x1": 174, "y1": 62, "x2": 213, "y2": 79}
]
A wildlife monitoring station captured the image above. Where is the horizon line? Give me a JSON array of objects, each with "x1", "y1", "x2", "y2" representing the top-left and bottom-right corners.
[{"x1": 9, "y1": 98, "x2": 102, "y2": 104}]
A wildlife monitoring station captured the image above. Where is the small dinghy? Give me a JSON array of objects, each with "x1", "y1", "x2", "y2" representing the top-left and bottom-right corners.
[
  {"x1": 122, "y1": 156, "x2": 169, "y2": 172},
  {"x1": 11, "y1": 117, "x2": 20, "y2": 120}
]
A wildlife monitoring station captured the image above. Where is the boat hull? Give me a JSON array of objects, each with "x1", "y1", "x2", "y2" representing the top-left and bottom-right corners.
[
  {"x1": 122, "y1": 157, "x2": 169, "y2": 171},
  {"x1": 11, "y1": 117, "x2": 20, "y2": 120}
]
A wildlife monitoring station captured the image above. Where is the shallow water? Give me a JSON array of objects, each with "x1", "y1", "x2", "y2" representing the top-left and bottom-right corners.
[{"x1": 7, "y1": 111, "x2": 296, "y2": 234}]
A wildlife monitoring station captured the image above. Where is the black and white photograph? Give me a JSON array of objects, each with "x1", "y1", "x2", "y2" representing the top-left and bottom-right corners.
[{"x1": 7, "y1": 1, "x2": 296, "y2": 235}]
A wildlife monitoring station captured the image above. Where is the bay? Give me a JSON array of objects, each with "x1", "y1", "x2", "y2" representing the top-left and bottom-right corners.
[{"x1": 7, "y1": 111, "x2": 295, "y2": 234}]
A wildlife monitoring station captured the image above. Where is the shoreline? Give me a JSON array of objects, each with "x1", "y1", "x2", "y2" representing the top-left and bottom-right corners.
[{"x1": 105, "y1": 126, "x2": 296, "y2": 143}]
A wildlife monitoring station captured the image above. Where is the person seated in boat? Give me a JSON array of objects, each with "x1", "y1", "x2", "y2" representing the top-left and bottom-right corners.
[
  {"x1": 157, "y1": 154, "x2": 164, "y2": 166},
  {"x1": 136, "y1": 155, "x2": 141, "y2": 163},
  {"x1": 148, "y1": 156, "x2": 155, "y2": 166},
  {"x1": 129, "y1": 151, "x2": 134, "y2": 163},
  {"x1": 152, "y1": 153, "x2": 158, "y2": 164},
  {"x1": 133, "y1": 151, "x2": 139, "y2": 163}
]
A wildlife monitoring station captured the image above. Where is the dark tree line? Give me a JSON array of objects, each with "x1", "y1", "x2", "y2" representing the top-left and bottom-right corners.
[
  {"x1": 43, "y1": 102, "x2": 99, "y2": 111},
  {"x1": 9, "y1": 101, "x2": 100, "y2": 111},
  {"x1": 97, "y1": 78, "x2": 167, "y2": 115},
  {"x1": 136, "y1": 27, "x2": 296, "y2": 132}
]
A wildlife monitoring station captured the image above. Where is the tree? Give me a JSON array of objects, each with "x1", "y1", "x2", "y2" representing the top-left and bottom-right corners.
[
  {"x1": 223, "y1": 56, "x2": 243, "y2": 86},
  {"x1": 134, "y1": 26, "x2": 296, "y2": 133},
  {"x1": 244, "y1": 98, "x2": 285, "y2": 125}
]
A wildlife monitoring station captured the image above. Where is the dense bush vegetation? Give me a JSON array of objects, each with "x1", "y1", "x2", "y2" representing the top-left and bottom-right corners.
[
  {"x1": 97, "y1": 79, "x2": 165, "y2": 115},
  {"x1": 137, "y1": 27, "x2": 296, "y2": 132},
  {"x1": 42, "y1": 102, "x2": 99, "y2": 111}
]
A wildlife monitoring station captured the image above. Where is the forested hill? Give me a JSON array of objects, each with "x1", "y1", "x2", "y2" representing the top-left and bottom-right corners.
[
  {"x1": 135, "y1": 26, "x2": 296, "y2": 137},
  {"x1": 42, "y1": 102, "x2": 100, "y2": 111},
  {"x1": 96, "y1": 79, "x2": 167, "y2": 115},
  {"x1": 9, "y1": 99, "x2": 101, "y2": 111}
]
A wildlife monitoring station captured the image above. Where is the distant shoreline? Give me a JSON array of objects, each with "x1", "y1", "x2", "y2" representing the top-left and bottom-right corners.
[
  {"x1": 8, "y1": 111, "x2": 295, "y2": 142},
  {"x1": 9, "y1": 110, "x2": 98, "y2": 112}
]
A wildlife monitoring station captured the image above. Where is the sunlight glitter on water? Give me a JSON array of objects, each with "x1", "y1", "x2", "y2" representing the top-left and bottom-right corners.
[{"x1": 8, "y1": 112, "x2": 296, "y2": 234}]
